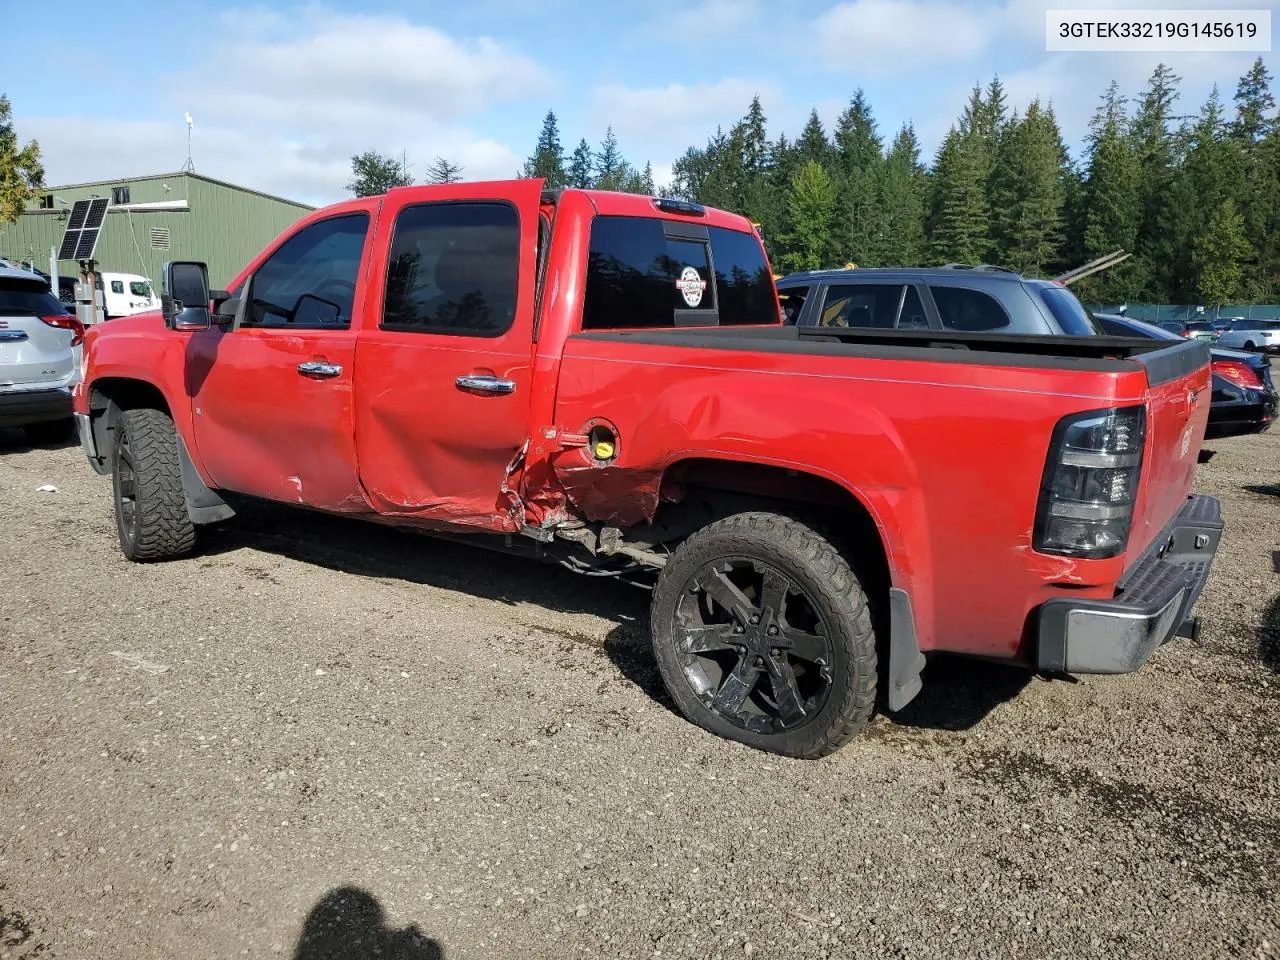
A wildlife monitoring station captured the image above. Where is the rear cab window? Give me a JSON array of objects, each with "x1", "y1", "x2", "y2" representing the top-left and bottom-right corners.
[{"x1": 581, "y1": 216, "x2": 776, "y2": 330}]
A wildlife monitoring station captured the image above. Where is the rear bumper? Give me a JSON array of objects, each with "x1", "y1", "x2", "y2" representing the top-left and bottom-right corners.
[
  {"x1": 1035, "y1": 494, "x2": 1223, "y2": 674},
  {"x1": 0, "y1": 386, "x2": 73, "y2": 428},
  {"x1": 1206, "y1": 393, "x2": 1277, "y2": 436}
]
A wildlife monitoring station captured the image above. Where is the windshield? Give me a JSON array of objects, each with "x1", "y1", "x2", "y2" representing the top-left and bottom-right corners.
[
  {"x1": 1037, "y1": 285, "x2": 1101, "y2": 335},
  {"x1": 1185, "y1": 321, "x2": 1212, "y2": 330}
]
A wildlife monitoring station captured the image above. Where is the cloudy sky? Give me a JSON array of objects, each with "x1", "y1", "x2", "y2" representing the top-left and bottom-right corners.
[{"x1": 7, "y1": 0, "x2": 1274, "y2": 206}]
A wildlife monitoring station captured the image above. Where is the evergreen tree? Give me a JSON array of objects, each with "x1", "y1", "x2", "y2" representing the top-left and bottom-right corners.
[
  {"x1": 741, "y1": 95, "x2": 770, "y2": 175},
  {"x1": 1077, "y1": 83, "x2": 1141, "y2": 299},
  {"x1": 781, "y1": 160, "x2": 836, "y2": 272},
  {"x1": 640, "y1": 161, "x2": 656, "y2": 195},
  {"x1": 569, "y1": 138, "x2": 594, "y2": 189},
  {"x1": 1245, "y1": 128, "x2": 1280, "y2": 299},
  {"x1": 1229, "y1": 57, "x2": 1278, "y2": 297},
  {"x1": 928, "y1": 128, "x2": 990, "y2": 263},
  {"x1": 1193, "y1": 198, "x2": 1253, "y2": 304},
  {"x1": 522, "y1": 110, "x2": 567, "y2": 187},
  {"x1": 594, "y1": 127, "x2": 627, "y2": 190},
  {"x1": 1232, "y1": 56, "x2": 1275, "y2": 143},
  {"x1": 425, "y1": 157, "x2": 463, "y2": 184},
  {"x1": 670, "y1": 144, "x2": 707, "y2": 201},
  {"x1": 1131, "y1": 64, "x2": 1181, "y2": 297},
  {"x1": 1157, "y1": 87, "x2": 1247, "y2": 300},
  {"x1": 796, "y1": 110, "x2": 832, "y2": 169},
  {"x1": 988, "y1": 100, "x2": 1068, "y2": 275},
  {"x1": 832, "y1": 91, "x2": 885, "y2": 265},
  {"x1": 878, "y1": 124, "x2": 928, "y2": 267}
]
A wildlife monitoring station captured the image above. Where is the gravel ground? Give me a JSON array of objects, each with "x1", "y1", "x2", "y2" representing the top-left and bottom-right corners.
[{"x1": 1, "y1": 425, "x2": 1277, "y2": 960}]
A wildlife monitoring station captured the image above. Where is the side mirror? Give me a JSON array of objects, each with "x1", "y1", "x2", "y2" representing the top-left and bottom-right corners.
[{"x1": 161, "y1": 261, "x2": 211, "y2": 331}]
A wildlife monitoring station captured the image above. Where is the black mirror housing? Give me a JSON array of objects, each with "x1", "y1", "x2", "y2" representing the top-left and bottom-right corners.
[{"x1": 161, "y1": 261, "x2": 212, "y2": 331}]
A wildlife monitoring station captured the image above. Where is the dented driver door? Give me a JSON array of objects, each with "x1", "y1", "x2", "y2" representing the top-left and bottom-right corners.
[
  {"x1": 352, "y1": 180, "x2": 545, "y2": 531},
  {"x1": 187, "y1": 202, "x2": 378, "y2": 511}
]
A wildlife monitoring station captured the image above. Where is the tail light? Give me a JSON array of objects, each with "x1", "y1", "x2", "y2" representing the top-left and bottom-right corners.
[
  {"x1": 41, "y1": 313, "x2": 85, "y2": 347},
  {"x1": 1212, "y1": 358, "x2": 1263, "y2": 390},
  {"x1": 1034, "y1": 406, "x2": 1146, "y2": 559}
]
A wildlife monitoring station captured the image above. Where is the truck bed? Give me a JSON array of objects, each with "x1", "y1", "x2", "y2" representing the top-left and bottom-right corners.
[{"x1": 571, "y1": 324, "x2": 1209, "y2": 382}]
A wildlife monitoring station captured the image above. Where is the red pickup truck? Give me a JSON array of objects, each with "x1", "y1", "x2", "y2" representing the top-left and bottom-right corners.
[{"x1": 72, "y1": 179, "x2": 1224, "y2": 758}]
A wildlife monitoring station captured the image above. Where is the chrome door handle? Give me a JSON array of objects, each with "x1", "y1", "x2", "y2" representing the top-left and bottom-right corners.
[
  {"x1": 455, "y1": 374, "x2": 515, "y2": 395},
  {"x1": 298, "y1": 361, "x2": 342, "y2": 378}
]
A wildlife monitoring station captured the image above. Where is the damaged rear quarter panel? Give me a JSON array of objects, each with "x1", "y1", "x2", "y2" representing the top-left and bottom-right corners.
[{"x1": 551, "y1": 333, "x2": 1145, "y2": 661}]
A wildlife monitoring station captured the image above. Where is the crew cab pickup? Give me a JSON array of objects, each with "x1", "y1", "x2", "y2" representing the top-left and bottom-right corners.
[{"x1": 72, "y1": 179, "x2": 1224, "y2": 758}]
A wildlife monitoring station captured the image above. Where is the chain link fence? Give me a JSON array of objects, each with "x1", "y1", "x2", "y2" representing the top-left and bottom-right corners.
[{"x1": 1091, "y1": 304, "x2": 1280, "y2": 323}]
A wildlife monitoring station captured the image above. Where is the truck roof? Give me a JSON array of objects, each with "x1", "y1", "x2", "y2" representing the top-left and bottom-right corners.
[{"x1": 376, "y1": 180, "x2": 758, "y2": 235}]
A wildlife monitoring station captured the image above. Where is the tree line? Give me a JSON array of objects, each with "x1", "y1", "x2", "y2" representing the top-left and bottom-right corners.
[
  {"x1": 663, "y1": 58, "x2": 1278, "y2": 306},
  {"x1": 354, "y1": 58, "x2": 1278, "y2": 306}
]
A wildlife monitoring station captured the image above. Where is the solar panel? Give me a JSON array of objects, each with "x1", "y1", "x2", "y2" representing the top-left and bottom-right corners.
[
  {"x1": 65, "y1": 200, "x2": 89, "y2": 231},
  {"x1": 56, "y1": 198, "x2": 110, "y2": 262},
  {"x1": 84, "y1": 199, "x2": 107, "y2": 229},
  {"x1": 57, "y1": 231, "x2": 80, "y2": 261},
  {"x1": 74, "y1": 231, "x2": 101, "y2": 260}
]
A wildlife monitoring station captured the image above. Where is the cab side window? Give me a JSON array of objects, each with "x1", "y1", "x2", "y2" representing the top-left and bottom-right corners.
[
  {"x1": 381, "y1": 202, "x2": 520, "y2": 337},
  {"x1": 928, "y1": 285, "x2": 1011, "y2": 331},
  {"x1": 242, "y1": 213, "x2": 370, "y2": 329}
]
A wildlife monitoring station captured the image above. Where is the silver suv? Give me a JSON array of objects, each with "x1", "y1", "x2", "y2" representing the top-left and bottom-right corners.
[
  {"x1": 0, "y1": 266, "x2": 84, "y2": 443},
  {"x1": 1213, "y1": 318, "x2": 1280, "y2": 354}
]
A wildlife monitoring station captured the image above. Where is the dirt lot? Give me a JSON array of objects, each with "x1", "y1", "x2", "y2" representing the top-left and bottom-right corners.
[{"x1": 1, "y1": 425, "x2": 1277, "y2": 960}]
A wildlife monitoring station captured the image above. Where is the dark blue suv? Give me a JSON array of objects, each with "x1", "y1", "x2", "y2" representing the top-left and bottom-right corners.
[{"x1": 775, "y1": 264, "x2": 1102, "y2": 336}]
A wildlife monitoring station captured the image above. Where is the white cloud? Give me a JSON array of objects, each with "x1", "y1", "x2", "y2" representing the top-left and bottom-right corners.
[
  {"x1": 20, "y1": 6, "x2": 551, "y2": 205},
  {"x1": 814, "y1": 0, "x2": 988, "y2": 75},
  {"x1": 590, "y1": 78, "x2": 783, "y2": 162}
]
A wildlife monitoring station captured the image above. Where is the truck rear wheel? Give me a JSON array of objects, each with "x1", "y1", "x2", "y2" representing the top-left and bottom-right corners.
[
  {"x1": 111, "y1": 408, "x2": 196, "y2": 562},
  {"x1": 650, "y1": 512, "x2": 877, "y2": 758}
]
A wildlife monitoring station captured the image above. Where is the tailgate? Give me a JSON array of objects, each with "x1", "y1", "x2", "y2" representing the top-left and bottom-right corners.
[
  {"x1": 0, "y1": 316, "x2": 75, "y2": 389},
  {"x1": 1127, "y1": 339, "x2": 1213, "y2": 560}
]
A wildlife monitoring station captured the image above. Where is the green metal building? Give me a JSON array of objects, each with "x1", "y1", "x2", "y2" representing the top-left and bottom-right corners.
[{"x1": 0, "y1": 172, "x2": 314, "y2": 289}]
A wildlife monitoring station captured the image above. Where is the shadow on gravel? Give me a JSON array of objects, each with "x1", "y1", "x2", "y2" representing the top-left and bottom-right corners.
[
  {"x1": 1245, "y1": 483, "x2": 1280, "y2": 498},
  {"x1": 199, "y1": 497, "x2": 650, "y2": 624},
  {"x1": 293, "y1": 886, "x2": 442, "y2": 960},
  {"x1": 1261, "y1": 554, "x2": 1280, "y2": 674},
  {"x1": 603, "y1": 621, "x2": 679, "y2": 716},
  {"x1": 882, "y1": 654, "x2": 1033, "y2": 731},
  {"x1": 0, "y1": 427, "x2": 77, "y2": 454}
]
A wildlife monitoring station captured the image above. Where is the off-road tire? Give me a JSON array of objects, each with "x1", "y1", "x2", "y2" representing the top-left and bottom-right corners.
[
  {"x1": 111, "y1": 408, "x2": 196, "y2": 562},
  {"x1": 650, "y1": 511, "x2": 878, "y2": 758},
  {"x1": 23, "y1": 418, "x2": 75, "y2": 445}
]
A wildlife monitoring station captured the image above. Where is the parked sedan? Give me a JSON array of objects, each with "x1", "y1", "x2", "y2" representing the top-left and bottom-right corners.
[
  {"x1": 1094, "y1": 313, "x2": 1276, "y2": 439},
  {"x1": 0, "y1": 266, "x2": 85, "y2": 443}
]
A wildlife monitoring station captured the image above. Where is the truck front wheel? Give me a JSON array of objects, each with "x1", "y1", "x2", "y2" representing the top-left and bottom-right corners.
[
  {"x1": 111, "y1": 408, "x2": 197, "y2": 562},
  {"x1": 650, "y1": 512, "x2": 877, "y2": 758}
]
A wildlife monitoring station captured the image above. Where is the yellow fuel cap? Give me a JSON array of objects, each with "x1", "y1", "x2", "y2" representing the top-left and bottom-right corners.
[{"x1": 593, "y1": 439, "x2": 615, "y2": 460}]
